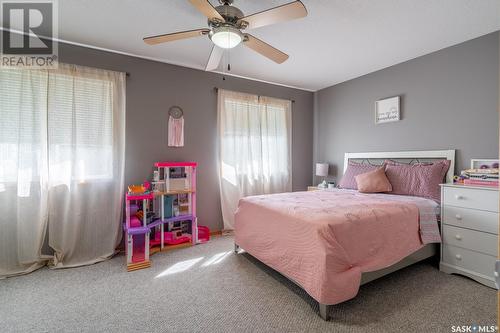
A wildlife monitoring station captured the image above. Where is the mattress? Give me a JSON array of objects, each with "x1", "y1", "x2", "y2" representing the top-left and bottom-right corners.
[{"x1": 234, "y1": 189, "x2": 440, "y2": 305}]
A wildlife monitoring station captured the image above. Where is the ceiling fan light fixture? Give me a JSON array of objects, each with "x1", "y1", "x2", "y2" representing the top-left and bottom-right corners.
[
  {"x1": 210, "y1": 26, "x2": 242, "y2": 49},
  {"x1": 144, "y1": 0, "x2": 307, "y2": 67}
]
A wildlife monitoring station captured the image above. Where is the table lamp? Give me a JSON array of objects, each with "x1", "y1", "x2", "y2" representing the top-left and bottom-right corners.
[{"x1": 316, "y1": 163, "x2": 329, "y2": 188}]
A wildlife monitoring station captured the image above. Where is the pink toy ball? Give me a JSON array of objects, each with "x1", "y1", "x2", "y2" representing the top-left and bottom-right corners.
[{"x1": 143, "y1": 181, "x2": 151, "y2": 190}]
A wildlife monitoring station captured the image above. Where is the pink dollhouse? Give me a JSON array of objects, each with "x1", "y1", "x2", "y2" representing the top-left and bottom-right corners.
[{"x1": 123, "y1": 162, "x2": 203, "y2": 271}]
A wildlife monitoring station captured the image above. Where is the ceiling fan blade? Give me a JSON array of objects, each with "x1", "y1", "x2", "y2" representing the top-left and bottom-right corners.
[
  {"x1": 243, "y1": 34, "x2": 289, "y2": 64},
  {"x1": 144, "y1": 28, "x2": 210, "y2": 45},
  {"x1": 205, "y1": 45, "x2": 224, "y2": 71},
  {"x1": 239, "y1": 1, "x2": 307, "y2": 30},
  {"x1": 188, "y1": 0, "x2": 225, "y2": 22}
]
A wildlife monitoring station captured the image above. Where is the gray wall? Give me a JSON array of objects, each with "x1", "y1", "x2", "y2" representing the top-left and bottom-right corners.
[
  {"x1": 57, "y1": 42, "x2": 314, "y2": 231},
  {"x1": 315, "y1": 32, "x2": 499, "y2": 181}
]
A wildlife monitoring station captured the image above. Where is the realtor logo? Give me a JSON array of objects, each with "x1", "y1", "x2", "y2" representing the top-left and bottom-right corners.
[{"x1": 1, "y1": 0, "x2": 58, "y2": 68}]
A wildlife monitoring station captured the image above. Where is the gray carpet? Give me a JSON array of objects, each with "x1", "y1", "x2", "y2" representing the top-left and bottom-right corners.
[{"x1": 0, "y1": 235, "x2": 496, "y2": 333}]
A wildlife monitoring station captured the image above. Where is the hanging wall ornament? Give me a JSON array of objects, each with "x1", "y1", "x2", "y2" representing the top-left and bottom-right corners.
[{"x1": 168, "y1": 106, "x2": 184, "y2": 147}]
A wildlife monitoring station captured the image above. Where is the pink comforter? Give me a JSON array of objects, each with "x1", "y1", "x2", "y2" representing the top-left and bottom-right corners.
[{"x1": 234, "y1": 189, "x2": 440, "y2": 305}]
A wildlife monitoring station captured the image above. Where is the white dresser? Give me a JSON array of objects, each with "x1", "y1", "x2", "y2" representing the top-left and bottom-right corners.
[{"x1": 440, "y1": 184, "x2": 499, "y2": 288}]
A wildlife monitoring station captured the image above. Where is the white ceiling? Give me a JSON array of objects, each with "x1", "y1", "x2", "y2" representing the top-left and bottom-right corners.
[{"x1": 49, "y1": 1, "x2": 500, "y2": 90}]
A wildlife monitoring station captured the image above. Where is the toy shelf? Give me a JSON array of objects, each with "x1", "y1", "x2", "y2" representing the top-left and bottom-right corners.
[
  {"x1": 154, "y1": 189, "x2": 195, "y2": 196},
  {"x1": 124, "y1": 214, "x2": 195, "y2": 232},
  {"x1": 124, "y1": 161, "x2": 199, "y2": 272},
  {"x1": 154, "y1": 161, "x2": 197, "y2": 167},
  {"x1": 124, "y1": 225, "x2": 150, "y2": 235},
  {"x1": 126, "y1": 193, "x2": 154, "y2": 201},
  {"x1": 124, "y1": 214, "x2": 193, "y2": 231}
]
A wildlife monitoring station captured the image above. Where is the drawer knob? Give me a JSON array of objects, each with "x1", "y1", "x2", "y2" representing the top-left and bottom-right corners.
[
  {"x1": 455, "y1": 254, "x2": 462, "y2": 260},
  {"x1": 455, "y1": 214, "x2": 462, "y2": 220},
  {"x1": 455, "y1": 234, "x2": 462, "y2": 240},
  {"x1": 455, "y1": 195, "x2": 464, "y2": 200}
]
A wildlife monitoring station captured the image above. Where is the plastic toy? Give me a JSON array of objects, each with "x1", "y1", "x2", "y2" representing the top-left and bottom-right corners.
[
  {"x1": 124, "y1": 192, "x2": 154, "y2": 271},
  {"x1": 123, "y1": 162, "x2": 204, "y2": 271},
  {"x1": 128, "y1": 181, "x2": 151, "y2": 195},
  {"x1": 197, "y1": 225, "x2": 210, "y2": 243}
]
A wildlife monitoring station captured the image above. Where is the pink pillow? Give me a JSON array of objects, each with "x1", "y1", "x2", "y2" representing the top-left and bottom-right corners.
[
  {"x1": 339, "y1": 161, "x2": 379, "y2": 190},
  {"x1": 355, "y1": 167, "x2": 393, "y2": 193},
  {"x1": 384, "y1": 160, "x2": 451, "y2": 202}
]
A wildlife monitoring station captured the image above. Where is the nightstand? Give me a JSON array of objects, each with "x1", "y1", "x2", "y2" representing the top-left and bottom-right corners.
[
  {"x1": 439, "y1": 183, "x2": 499, "y2": 288},
  {"x1": 307, "y1": 186, "x2": 319, "y2": 191}
]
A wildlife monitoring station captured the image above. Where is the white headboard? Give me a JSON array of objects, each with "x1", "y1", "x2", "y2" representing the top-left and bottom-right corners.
[{"x1": 343, "y1": 150, "x2": 456, "y2": 183}]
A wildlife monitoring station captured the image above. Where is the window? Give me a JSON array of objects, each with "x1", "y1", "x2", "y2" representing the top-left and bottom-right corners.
[
  {"x1": 217, "y1": 89, "x2": 292, "y2": 229},
  {"x1": 220, "y1": 96, "x2": 290, "y2": 183},
  {"x1": 0, "y1": 69, "x2": 47, "y2": 188},
  {"x1": 48, "y1": 73, "x2": 114, "y2": 183},
  {"x1": 0, "y1": 63, "x2": 126, "y2": 276},
  {"x1": 0, "y1": 66, "x2": 116, "y2": 191}
]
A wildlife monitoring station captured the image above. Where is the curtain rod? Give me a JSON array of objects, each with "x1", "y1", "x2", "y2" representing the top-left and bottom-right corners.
[{"x1": 213, "y1": 87, "x2": 295, "y2": 103}]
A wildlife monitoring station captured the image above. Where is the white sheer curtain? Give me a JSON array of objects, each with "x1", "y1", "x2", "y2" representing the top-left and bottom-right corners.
[
  {"x1": 217, "y1": 89, "x2": 292, "y2": 230},
  {"x1": 47, "y1": 65, "x2": 126, "y2": 268},
  {"x1": 0, "y1": 69, "x2": 50, "y2": 276},
  {"x1": 0, "y1": 63, "x2": 126, "y2": 277}
]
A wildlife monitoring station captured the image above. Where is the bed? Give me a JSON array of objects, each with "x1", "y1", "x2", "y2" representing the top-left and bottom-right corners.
[{"x1": 234, "y1": 150, "x2": 455, "y2": 321}]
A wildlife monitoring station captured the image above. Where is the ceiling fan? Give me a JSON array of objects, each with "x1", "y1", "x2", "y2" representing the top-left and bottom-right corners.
[{"x1": 143, "y1": 0, "x2": 307, "y2": 71}]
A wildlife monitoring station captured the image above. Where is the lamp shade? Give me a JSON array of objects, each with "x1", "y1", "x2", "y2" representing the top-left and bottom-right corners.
[{"x1": 316, "y1": 163, "x2": 329, "y2": 177}]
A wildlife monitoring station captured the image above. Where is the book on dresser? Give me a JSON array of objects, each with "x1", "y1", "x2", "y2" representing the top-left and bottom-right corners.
[{"x1": 439, "y1": 183, "x2": 499, "y2": 288}]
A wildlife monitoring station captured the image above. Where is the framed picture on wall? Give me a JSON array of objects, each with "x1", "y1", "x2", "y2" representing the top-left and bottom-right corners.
[
  {"x1": 470, "y1": 159, "x2": 499, "y2": 169},
  {"x1": 375, "y1": 96, "x2": 400, "y2": 124}
]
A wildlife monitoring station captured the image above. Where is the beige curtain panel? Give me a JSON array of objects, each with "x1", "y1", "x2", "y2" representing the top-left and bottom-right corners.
[
  {"x1": 217, "y1": 89, "x2": 292, "y2": 230},
  {"x1": 0, "y1": 63, "x2": 126, "y2": 278}
]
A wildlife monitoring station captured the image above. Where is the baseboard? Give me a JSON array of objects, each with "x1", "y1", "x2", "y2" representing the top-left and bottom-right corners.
[{"x1": 210, "y1": 230, "x2": 223, "y2": 236}]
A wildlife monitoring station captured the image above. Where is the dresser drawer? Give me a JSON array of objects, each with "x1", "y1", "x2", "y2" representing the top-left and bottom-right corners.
[
  {"x1": 442, "y1": 206, "x2": 498, "y2": 234},
  {"x1": 443, "y1": 186, "x2": 499, "y2": 212},
  {"x1": 442, "y1": 225, "x2": 497, "y2": 256},
  {"x1": 442, "y1": 244, "x2": 496, "y2": 278}
]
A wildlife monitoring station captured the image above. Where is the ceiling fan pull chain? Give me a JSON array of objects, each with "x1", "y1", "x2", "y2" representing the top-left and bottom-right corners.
[{"x1": 222, "y1": 49, "x2": 227, "y2": 80}]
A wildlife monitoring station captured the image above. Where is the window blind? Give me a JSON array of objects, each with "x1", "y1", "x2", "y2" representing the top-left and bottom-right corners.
[{"x1": 0, "y1": 67, "x2": 115, "y2": 186}]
